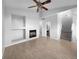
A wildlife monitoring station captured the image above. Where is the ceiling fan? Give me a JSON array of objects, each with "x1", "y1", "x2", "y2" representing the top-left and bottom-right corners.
[{"x1": 28, "y1": 0, "x2": 51, "y2": 12}]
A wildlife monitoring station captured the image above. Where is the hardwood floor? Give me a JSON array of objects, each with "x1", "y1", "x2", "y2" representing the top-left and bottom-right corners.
[{"x1": 3, "y1": 37, "x2": 77, "y2": 59}]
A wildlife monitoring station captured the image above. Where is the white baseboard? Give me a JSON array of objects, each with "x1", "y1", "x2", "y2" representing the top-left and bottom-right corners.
[
  {"x1": 2, "y1": 47, "x2": 5, "y2": 58},
  {"x1": 4, "y1": 37, "x2": 38, "y2": 48}
]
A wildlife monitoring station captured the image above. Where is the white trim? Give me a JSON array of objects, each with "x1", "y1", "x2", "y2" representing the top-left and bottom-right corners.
[
  {"x1": 2, "y1": 47, "x2": 5, "y2": 58},
  {"x1": 4, "y1": 37, "x2": 38, "y2": 48}
]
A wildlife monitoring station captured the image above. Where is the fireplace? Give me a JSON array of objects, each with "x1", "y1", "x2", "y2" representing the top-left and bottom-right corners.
[{"x1": 29, "y1": 30, "x2": 36, "y2": 38}]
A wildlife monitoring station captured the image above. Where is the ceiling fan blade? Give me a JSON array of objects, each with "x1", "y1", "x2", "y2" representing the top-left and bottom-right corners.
[
  {"x1": 42, "y1": 0, "x2": 51, "y2": 5},
  {"x1": 28, "y1": 5, "x2": 37, "y2": 8},
  {"x1": 33, "y1": 0, "x2": 38, "y2": 3},
  {"x1": 42, "y1": 6, "x2": 48, "y2": 10}
]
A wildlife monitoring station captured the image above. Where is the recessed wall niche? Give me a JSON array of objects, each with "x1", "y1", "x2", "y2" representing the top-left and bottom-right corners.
[
  {"x1": 11, "y1": 14, "x2": 26, "y2": 42},
  {"x1": 11, "y1": 14, "x2": 26, "y2": 27}
]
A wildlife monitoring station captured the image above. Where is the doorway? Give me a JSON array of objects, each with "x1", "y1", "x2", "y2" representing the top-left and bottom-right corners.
[
  {"x1": 46, "y1": 22, "x2": 51, "y2": 37},
  {"x1": 61, "y1": 15, "x2": 72, "y2": 41}
]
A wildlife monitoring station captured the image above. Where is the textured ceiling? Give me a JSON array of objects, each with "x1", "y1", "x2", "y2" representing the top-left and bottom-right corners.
[{"x1": 4, "y1": 0, "x2": 77, "y2": 10}]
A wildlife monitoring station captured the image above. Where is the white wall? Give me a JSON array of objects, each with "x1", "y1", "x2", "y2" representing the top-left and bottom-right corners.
[
  {"x1": 71, "y1": 8, "x2": 77, "y2": 42},
  {"x1": 3, "y1": 7, "x2": 41, "y2": 47},
  {"x1": 2, "y1": 1, "x2": 6, "y2": 54},
  {"x1": 57, "y1": 14, "x2": 62, "y2": 39},
  {"x1": 41, "y1": 9, "x2": 77, "y2": 41},
  {"x1": 3, "y1": 6, "x2": 77, "y2": 47},
  {"x1": 41, "y1": 14, "x2": 58, "y2": 39}
]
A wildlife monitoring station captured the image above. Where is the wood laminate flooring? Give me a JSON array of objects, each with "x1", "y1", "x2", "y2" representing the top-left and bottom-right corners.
[{"x1": 3, "y1": 37, "x2": 77, "y2": 59}]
